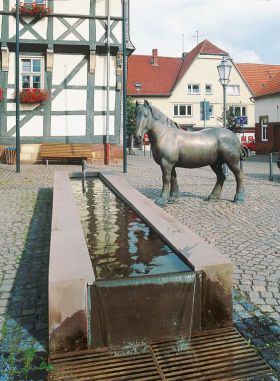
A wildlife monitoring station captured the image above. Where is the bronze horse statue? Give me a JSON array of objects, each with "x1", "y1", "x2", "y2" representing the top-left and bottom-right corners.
[{"x1": 135, "y1": 100, "x2": 246, "y2": 206}]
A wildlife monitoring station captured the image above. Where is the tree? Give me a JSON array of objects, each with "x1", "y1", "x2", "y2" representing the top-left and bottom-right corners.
[
  {"x1": 126, "y1": 96, "x2": 136, "y2": 154},
  {"x1": 217, "y1": 108, "x2": 242, "y2": 134},
  {"x1": 226, "y1": 108, "x2": 242, "y2": 133}
]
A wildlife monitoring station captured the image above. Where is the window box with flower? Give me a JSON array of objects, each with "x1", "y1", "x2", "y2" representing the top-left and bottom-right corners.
[
  {"x1": 11, "y1": 1, "x2": 51, "y2": 18},
  {"x1": 17, "y1": 88, "x2": 48, "y2": 104},
  {"x1": 0, "y1": 88, "x2": 3, "y2": 102}
]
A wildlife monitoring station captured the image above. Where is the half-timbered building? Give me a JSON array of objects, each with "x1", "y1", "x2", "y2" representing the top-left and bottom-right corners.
[{"x1": 0, "y1": 0, "x2": 133, "y2": 162}]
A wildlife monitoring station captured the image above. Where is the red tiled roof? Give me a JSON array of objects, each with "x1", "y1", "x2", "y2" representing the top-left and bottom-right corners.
[
  {"x1": 254, "y1": 71, "x2": 280, "y2": 98},
  {"x1": 176, "y1": 40, "x2": 228, "y2": 84},
  {"x1": 127, "y1": 39, "x2": 227, "y2": 96},
  {"x1": 236, "y1": 63, "x2": 280, "y2": 95},
  {"x1": 127, "y1": 55, "x2": 182, "y2": 96}
]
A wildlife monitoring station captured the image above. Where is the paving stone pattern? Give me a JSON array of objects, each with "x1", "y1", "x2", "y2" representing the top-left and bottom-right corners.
[{"x1": 0, "y1": 153, "x2": 279, "y2": 380}]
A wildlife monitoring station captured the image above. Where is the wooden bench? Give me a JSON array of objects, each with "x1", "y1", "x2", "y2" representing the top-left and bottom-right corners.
[{"x1": 40, "y1": 144, "x2": 92, "y2": 165}]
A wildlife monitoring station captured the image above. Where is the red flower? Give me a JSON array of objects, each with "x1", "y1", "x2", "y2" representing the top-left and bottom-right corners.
[
  {"x1": 0, "y1": 88, "x2": 3, "y2": 102},
  {"x1": 11, "y1": 2, "x2": 51, "y2": 18},
  {"x1": 17, "y1": 88, "x2": 49, "y2": 104}
]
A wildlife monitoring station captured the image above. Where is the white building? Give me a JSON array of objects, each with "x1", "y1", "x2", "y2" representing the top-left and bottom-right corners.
[
  {"x1": 0, "y1": 0, "x2": 133, "y2": 162},
  {"x1": 128, "y1": 40, "x2": 254, "y2": 131}
]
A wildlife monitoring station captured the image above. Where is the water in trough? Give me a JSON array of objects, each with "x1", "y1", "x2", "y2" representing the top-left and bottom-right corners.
[{"x1": 72, "y1": 178, "x2": 192, "y2": 280}]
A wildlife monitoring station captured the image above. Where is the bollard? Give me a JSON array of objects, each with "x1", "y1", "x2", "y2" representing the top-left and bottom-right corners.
[
  {"x1": 82, "y1": 159, "x2": 87, "y2": 179},
  {"x1": 269, "y1": 153, "x2": 273, "y2": 181}
]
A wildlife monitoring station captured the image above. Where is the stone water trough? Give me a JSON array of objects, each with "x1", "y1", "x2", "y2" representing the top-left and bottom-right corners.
[{"x1": 49, "y1": 171, "x2": 233, "y2": 354}]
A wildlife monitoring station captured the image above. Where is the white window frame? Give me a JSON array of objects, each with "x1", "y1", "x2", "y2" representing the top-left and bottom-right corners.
[
  {"x1": 24, "y1": 0, "x2": 45, "y2": 4},
  {"x1": 205, "y1": 84, "x2": 212, "y2": 94},
  {"x1": 226, "y1": 85, "x2": 240, "y2": 96},
  {"x1": 20, "y1": 56, "x2": 44, "y2": 90},
  {"x1": 173, "y1": 104, "x2": 192, "y2": 117},
  {"x1": 187, "y1": 84, "x2": 200, "y2": 94},
  {"x1": 261, "y1": 117, "x2": 268, "y2": 141},
  {"x1": 229, "y1": 105, "x2": 246, "y2": 117}
]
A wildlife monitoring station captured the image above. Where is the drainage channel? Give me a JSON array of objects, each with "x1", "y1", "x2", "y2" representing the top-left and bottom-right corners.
[{"x1": 48, "y1": 327, "x2": 274, "y2": 381}]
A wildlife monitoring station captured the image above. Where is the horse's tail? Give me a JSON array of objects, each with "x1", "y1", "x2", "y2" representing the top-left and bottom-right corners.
[{"x1": 240, "y1": 145, "x2": 248, "y2": 160}]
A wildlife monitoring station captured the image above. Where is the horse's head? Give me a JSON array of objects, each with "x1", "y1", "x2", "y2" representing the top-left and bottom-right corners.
[{"x1": 135, "y1": 100, "x2": 151, "y2": 140}]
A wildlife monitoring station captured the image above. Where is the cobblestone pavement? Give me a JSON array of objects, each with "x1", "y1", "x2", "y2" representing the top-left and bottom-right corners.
[{"x1": 0, "y1": 153, "x2": 279, "y2": 379}]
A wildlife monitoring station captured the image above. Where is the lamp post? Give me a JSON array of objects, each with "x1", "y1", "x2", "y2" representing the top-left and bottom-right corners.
[
  {"x1": 15, "y1": 0, "x2": 20, "y2": 173},
  {"x1": 122, "y1": 0, "x2": 127, "y2": 173},
  {"x1": 217, "y1": 56, "x2": 232, "y2": 175}
]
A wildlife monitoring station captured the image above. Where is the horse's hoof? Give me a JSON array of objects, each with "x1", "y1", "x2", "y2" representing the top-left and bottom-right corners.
[
  {"x1": 155, "y1": 197, "x2": 167, "y2": 207},
  {"x1": 234, "y1": 192, "x2": 245, "y2": 204},
  {"x1": 207, "y1": 195, "x2": 219, "y2": 202},
  {"x1": 170, "y1": 192, "x2": 179, "y2": 199}
]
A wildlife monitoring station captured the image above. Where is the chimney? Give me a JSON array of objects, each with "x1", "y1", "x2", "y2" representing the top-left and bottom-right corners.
[
  {"x1": 151, "y1": 49, "x2": 159, "y2": 66},
  {"x1": 182, "y1": 52, "x2": 188, "y2": 59}
]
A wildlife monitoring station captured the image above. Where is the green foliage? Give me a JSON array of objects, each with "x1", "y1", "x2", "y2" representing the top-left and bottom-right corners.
[
  {"x1": 226, "y1": 108, "x2": 242, "y2": 133},
  {"x1": 126, "y1": 96, "x2": 136, "y2": 138},
  {"x1": 0, "y1": 319, "x2": 54, "y2": 380},
  {"x1": 217, "y1": 109, "x2": 242, "y2": 133}
]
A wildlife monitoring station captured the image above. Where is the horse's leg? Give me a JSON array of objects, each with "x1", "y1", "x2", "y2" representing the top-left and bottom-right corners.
[
  {"x1": 208, "y1": 163, "x2": 226, "y2": 201},
  {"x1": 155, "y1": 161, "x2": 173, "y2": 207},
  {"x1": 227, "y1": 161, "x2": 245, "y2": 203},
  {"x1": 169, "y1": 167, "x2": 179, "y2": 203}
]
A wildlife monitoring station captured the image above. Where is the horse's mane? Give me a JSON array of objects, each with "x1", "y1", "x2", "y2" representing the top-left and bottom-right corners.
[{"x1": 145, "y1": 102, "x2": 182, "y2": 130}]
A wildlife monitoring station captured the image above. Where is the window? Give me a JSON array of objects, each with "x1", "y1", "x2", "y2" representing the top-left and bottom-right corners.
[
  {"x1": 20, "y1": 57, "x2": 44, "y2": 90},
  {"x1": 187, "y1": 84, "x2": 200, "y2": 94},
  {"x1": 209, "y1": 104, "x2": 214, "y2": 117},
  {"x1": 229, "y1": 106, "x2": 246, "y2": 117},
  {"x1": 260, "y1": 116, "x2": 268, "y2": 141},
  {"x1": 24, "y1": 0, "x2": 45, "y2": 3},
  {"x1": 205, "y1": 84, "x2": 212, "y2": 94},
  {"x1": 227, "y1": 85, "x2": 240, "y2": 96},
  {"x1": 174, "y1": 104, "x2": 192, "y2": 116}
]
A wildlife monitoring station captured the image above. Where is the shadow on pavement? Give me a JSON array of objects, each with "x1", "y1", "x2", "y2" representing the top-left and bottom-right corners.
[{"x1": 0, "y1": 188, "x2": 52, "y2": 379}]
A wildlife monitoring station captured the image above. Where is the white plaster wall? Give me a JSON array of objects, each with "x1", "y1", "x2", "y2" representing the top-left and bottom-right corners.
[
  {"x1": 96, "y1": 19, "x2": 121, "y2": 44},
  {"x1": 96, "y1": 20, "x2": 105, "y2": 42},
  {"x1": 7, "y1": 115, "x2": 43, "y2": 137},
  {"x1": 0, "y1": 0, "x2": 2, "y2": 31},
  {"x1": 52, "y1": 54, "x2": 86, "y2": 86},
  {"x1": 53, "y1": 0, "x2": 90, "y2": 15},
  {"x1": 94, "y1": 90, "x2": 115, "y2": 112},
  {"x1": 112, "y1": 21, "x2": 122, "y2": 44},
  {"x1": 51, "y1": 115, "x2": 86, "y2": 136},
  {"x1": 7, "y1": 52, "x2": 15, "y2": 98},
  {"x1": 9, "y1": 15, "x2": 47, "y2": 40},
  {"x1": 96, "y1": 0, "x2": 122, "y2": 17},
  {"x1": 52, "y1": 89, "x2": 87, "y2": 111},
  {"x1": 95, "y1": 55, "x2": 116, "y2": 87},
  {"x1": 94, "y1": 115, "x2": 115, "y2": 135},
  {"x1": 75, "y1": 20, "x2": 89, "y2": 41},
  {"x1": 53, "y1": 18, "x2": 68, "y2": 40},
  {"x1": 255, "y1": 95, "x2": 280, "y2": 123}
]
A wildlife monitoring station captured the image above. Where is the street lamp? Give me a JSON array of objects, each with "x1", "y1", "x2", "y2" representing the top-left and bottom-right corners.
[
  {"x1": 217, "y1": 56, "x2": 232, "y2": 175},
  {"x1": 217, "y1": 56, "x2": 232, "y2": 128}
]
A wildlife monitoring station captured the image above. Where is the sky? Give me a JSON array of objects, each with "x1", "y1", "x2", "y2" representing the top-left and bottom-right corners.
[{"x1": 129, "y1": 0, "x2": 280, "y2": 64}]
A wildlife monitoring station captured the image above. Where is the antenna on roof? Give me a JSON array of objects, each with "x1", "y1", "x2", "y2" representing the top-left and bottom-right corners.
[
  {"x1": 182, "y1": 34, "x2": 185, "y2": 54},
  {"x1": 193, "y1": 30, "x2": 202, "y2": 45}
]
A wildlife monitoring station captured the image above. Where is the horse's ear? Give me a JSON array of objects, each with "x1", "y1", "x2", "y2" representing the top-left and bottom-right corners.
[
  {"x1": 144, "y1": 100, "x2": 150, "y2": 107},
  {"x1": 136, "y1": 101, "x2": 140, "y2": 107}
]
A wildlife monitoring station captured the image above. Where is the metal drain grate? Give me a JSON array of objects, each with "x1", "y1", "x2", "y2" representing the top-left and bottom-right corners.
[{"x1": 49, "y1": 328, "x2": 273, "y2": 381}]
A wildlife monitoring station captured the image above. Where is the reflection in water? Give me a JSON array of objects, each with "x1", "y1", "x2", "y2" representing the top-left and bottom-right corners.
[{"x1": 72, "y1": 178, "x2": 191, "y2": 280}]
